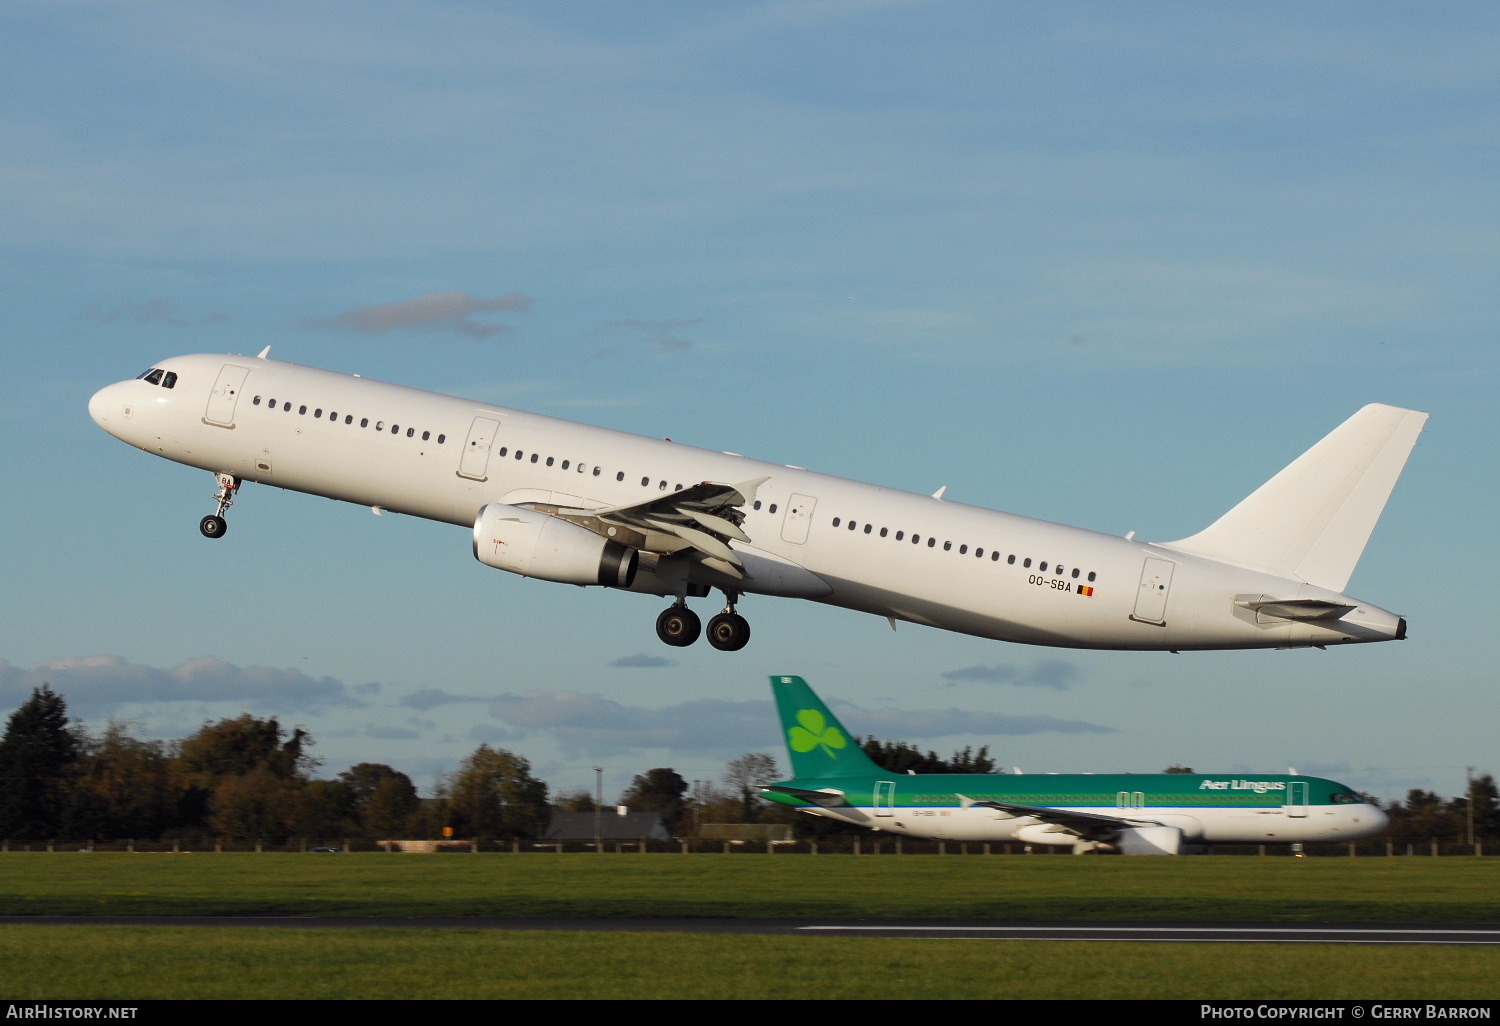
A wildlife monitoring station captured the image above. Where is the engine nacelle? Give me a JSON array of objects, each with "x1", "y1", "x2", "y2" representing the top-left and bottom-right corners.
[
  {"x1": 1012, "y1": 823, "x2": 1077, "y2": 847},
  {"x1": 473, "y1": 504, "x2": 637, "y2": 588},
  {"x1": 1114, "y1": 825, "x2": 1184, "y2": 856}
]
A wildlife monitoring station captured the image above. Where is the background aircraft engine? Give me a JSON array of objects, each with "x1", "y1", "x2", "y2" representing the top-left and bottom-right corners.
[
  {"x1": 1012, "y1": 823, "x2": 1078, "y2": 847},
  {"x1": 473, "y1": 504, "x2": 637, "y2": 588},
  {"x1": 1113, "y1": 826, "x2": 1184, "y2": 856}
]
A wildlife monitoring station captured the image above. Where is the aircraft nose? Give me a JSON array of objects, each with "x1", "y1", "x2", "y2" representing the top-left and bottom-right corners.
[
  {"x1": 89, "y1": 382, "x2": 128, "y2": 430},
  {"x1": 88, "y1": 384, "x2": 113, "y2": 427},
  {"x1": 1367, "y1": 804, "x2": 1391, "y2": 833}
]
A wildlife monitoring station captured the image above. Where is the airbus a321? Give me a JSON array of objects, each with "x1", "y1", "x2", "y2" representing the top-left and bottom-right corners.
[
  {"x1": 90, "y1": 350, "x2": 1426, "y2": 652},
  {"x1": 761, "y1": 675, "x2": 1389, "y2": 854}
]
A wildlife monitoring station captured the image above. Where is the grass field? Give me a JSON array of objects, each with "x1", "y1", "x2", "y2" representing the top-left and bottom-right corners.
[{"x1": 0, "y1": 853, "x2": 1497, "y2": 1000}]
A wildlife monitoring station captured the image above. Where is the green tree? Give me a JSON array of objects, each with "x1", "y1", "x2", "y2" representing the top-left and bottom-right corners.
[
  {"x1": 173, "y1": 715, "x2": 318, "y2": 840},
  {"x1": 1385, "y1": 789, "x2": 1463, "y2": 842},
  {"x1": 285, "y1": 778, "x2": 358, "y2": 840},
  {"x1": 722, "y1": 753, "x2": 781, "y2": 822},
  {"x1": 175, "y1": 714, "x2": 315, "y2": 781},
  {"x1": 0, "y1": 685, "x2": 82, "y2": 838},
  {"x1": 208, "y1": 767, "x2": 304, "y2": 841},
  {"x1": 859, "y1": 738, "x2": 996, "y2": 775},
  {"x1": 443, "y1": 745, "x2": 549, "y2": 840},
  {"x1": 1471, "y1": 774, "x2": 1500, "y2": 841},
  {"x1": 336, "y1": 764, "x2": 422, "y2": 838},
  {"x1": 620, "y1": 768, "x2": 689, "y2": 833},
  {"x1": 67, "y1": 721, "x2": 178, "y2": 840},
  {"x1": 551, "y1": 788, "x2": 598, "y2": 813}
]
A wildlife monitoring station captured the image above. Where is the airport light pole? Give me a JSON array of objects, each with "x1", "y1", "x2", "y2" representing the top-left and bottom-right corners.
[
  {"x1": 594, "y1": 767, "x2": 603, "y2": 854},
  {"x1": 1467, "y1": 767, "x2": 1475, "y2": 848}
]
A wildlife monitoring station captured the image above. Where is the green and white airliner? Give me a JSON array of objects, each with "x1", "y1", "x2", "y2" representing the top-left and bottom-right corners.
[{"x1": 760, "y1": 675, "x2": 1388, "y2": 854}]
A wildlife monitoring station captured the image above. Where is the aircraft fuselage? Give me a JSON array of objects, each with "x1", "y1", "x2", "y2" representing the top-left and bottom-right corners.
[{"x1": 90, "y1": 353, "x2": 1416, "y2": 651}]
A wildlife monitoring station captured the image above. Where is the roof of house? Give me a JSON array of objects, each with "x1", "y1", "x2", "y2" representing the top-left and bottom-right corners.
[{"x1": 542, "y1": 811, "x2": 672, "y2": 841}]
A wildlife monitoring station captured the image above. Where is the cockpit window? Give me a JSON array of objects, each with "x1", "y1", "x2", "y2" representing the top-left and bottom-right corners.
[
  {"x1": 1331, "y1": 791, "x2": 1362, "y2": 804},
  {"x1": 143, "y1": 368, "x2": 165, "y2": 385},
  {"x1": 161, "y1": 372, "x2": 177, "y2": 389}
]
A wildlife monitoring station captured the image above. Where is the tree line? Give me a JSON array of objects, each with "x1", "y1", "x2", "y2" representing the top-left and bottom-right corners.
[{"x1": 0, "y1": 685, "x2": 1492, "y2": 843}]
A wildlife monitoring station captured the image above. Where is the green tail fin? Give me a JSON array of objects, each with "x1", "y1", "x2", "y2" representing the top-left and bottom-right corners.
[{"x1": 770, "y1": 675, "x2": 886, "y2": 779}]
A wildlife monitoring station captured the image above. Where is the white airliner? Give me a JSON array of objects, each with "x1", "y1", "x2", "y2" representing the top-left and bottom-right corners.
[{"x1": 89, "y1": 350, "x2": 1426, "y2": 653}]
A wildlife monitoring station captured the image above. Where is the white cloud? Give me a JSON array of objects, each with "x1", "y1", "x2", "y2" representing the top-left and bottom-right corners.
[
  {"x1": 0, "y1": 655, "x2": 363, "y2": 716},
  {"x1": 303, "y1": 291, "x2": 532, "y2": 339}
]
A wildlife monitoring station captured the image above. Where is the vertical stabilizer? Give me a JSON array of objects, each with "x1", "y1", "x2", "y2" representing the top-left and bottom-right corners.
[
  {"x1": 770, "y1": 675, "x2": 885, "y2": 779},
  {"x1": 1159, "y1": 404, "x2": 1427, "y2": 591}
]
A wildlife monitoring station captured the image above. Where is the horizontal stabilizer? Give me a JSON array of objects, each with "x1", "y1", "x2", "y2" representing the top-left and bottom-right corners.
[
  {"x1": 1236, "y1": 597, "x2": 1356, "y2": 622},
  {"x1": 1159, "y1": 404, "x2": 1427, "y2": 591},
  {"x1": 760, "y1": 784, "x2": 848, "y2": 808}
]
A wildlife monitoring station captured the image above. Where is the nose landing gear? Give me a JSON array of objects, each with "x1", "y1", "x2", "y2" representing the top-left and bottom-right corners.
[{"x1": 200, "y1": 473, "x2": 240, "y2": 539}]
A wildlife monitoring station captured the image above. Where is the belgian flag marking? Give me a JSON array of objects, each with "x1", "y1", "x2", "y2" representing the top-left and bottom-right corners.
[{"x1": 1078, "y1": 586, "x2": 1095, "y2": 597}]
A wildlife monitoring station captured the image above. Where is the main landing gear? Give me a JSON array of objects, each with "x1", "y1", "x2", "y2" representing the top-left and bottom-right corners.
[
  {"x1": 199, "y1": 472, "x2": 240, "y2": 539},
  {"x1": 655, "y1": 593, "x2": 751, "y2": 652}
]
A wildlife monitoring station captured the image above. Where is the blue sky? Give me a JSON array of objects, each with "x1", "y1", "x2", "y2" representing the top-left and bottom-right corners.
[{"x1": 3, "y1": 1, "x2": 1495, "y2": 806}]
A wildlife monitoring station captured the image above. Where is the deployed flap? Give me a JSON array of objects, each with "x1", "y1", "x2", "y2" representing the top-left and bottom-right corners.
[
  {"x1": 1159, "y1": 404, "x2": 1427, "y2": 592},
  {"x1": 559, "y1": 477, "x2": 767, "y2": 576}
]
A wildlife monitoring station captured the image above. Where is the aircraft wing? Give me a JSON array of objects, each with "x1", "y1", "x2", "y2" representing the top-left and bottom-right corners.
[
  {"x1": 957, "y1": 795, "x2": 1150, "y2": 839},
  {"x1": 561, "y1": 477, "x2": 767, "y2": 578},
  {"x1": 760, "y1": 784, "x2": 849, "y2": 808}
]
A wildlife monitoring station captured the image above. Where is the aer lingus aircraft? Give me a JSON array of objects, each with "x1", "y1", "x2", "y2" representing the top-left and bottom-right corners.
[
  {"x1": 90, "y1": 350, "x2": 1426, "y2": 652},
  {"x1": 760, "y1": 675, "x2": 1389, "y2": 854}
]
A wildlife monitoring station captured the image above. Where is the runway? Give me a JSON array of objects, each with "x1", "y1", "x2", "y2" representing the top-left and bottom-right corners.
[{"x1": 4, "y1": 917, "x2": 1499, "y2": 944}]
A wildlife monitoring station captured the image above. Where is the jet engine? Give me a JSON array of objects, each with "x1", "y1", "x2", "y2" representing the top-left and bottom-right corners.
[
  {"x1": 1113, "y1": 825, "x2": 1184, "y2": 855},
  {"x1": 473, "y1": 503, "x2": 637, "y2": 588},
  {"x1": 1012, "y1": 823, "x2": 1078, "y2": 847}
]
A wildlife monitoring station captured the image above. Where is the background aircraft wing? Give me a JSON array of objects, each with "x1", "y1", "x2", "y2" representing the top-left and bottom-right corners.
[{"x1": 959, "y1": 795, "x2": 1151, "y2": 839}]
